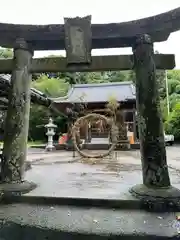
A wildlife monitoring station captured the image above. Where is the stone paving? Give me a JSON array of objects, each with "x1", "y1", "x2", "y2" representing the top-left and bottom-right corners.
[
  {"x1": 24, "y1": 145, "x2": 180, "y2": 199},
  {"x1": 1, "y1": 146, "x2": 180, "y2": 238}
]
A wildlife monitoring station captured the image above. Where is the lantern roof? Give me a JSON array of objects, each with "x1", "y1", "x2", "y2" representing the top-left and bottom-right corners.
[{"x1": 45, "y1": 118, "x2": 57, "y2": 128}]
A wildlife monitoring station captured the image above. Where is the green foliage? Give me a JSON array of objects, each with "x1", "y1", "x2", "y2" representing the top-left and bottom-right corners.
[
  {"x1": 105, "y1": 70, "x2": 135, "y2": 83},
  {"x1": 168, "y1": 79, "x2": 180, "y2": 95},
  {"x1": 29, "y1": 105, "x2": 50, "y2": 141},
  {"x1": 165, "y1": 103, "x2": 180, "y2": 139},
  {"x1": 32, "y1": 74, "x2": 69, "y2": 97},
  {"x1": 175, "y1": 85, "x2": 180, "y2": 94},
  {"x1": 106, "y1": 95, "x2": 120, "y2": 111},
  {"x1": 29, "y1": 74, "x2": 69, "y2": 141},
  {"x1": 168, "y1": 93, "x2": 180, "y2": 111},
  {"x1": 164, "y1": 70, "x2": 180, "y2": 139},
  {"x1": 29, "y1": 104, "x2": 67, "y2": 142},
  {"x1": 167, "y1": 70, "x2": 180, "y2": 82},
  {"x1": 0, "y1": 48, "x2": 13, "y2": 59}
]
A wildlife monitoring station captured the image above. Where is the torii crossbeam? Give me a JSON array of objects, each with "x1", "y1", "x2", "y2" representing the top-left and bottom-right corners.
[{"x1": 0, "y1": 7, "x2": 180, "y2": 50}]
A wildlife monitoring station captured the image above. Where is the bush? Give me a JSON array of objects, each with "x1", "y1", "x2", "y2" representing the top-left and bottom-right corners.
[
  {"x1": 28, "y1": 105, "x2": 49, "y2": 142},
  {"x1": 28, "y1": 104, "x2": 68, "y2": 142},
  {"x1": 165, "y1": 103, "x2": 180, "y2": 140}
]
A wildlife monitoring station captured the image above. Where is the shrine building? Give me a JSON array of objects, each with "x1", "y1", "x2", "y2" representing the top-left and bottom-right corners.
[{"x1": 51, "y1": 81, "x2": 138, "y2": 142}]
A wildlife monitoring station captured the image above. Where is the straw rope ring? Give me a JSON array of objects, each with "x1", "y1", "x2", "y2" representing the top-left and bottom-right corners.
[{"x1": 71, "y1": 113, "x2": 117, "y2": 159}]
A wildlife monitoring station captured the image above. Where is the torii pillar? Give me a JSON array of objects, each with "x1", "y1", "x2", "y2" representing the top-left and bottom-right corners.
[
  {"x1": 0, "y1": 38, "x2": 36, "y2": 195},
  {"x1": 130, "y1": 34, "x2": 180, "y2": 204}
]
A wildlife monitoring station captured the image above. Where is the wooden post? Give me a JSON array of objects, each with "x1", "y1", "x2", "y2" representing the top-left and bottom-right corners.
[{"x1": 1, "y1": 39, "x2": 36, "y2": 192}]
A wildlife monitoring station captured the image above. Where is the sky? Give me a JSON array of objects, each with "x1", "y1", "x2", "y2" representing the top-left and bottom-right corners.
[{"x1": 1, "y1": 0, "x2": 180, "y2": 68}]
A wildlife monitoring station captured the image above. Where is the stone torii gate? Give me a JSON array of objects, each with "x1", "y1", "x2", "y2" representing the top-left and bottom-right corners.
[{"x1": 0, "y1": 7, "x2": 180, "y2": 202}]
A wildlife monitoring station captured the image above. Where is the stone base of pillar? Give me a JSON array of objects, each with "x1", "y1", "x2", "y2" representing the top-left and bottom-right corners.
[
  {"x1": 0, "y1": 181, "x2": 37, "y2": 196},
  {"x1": 130, "y1": 184, "x2": 180, "y2": 211},
  {"x1": 45, "y1": 145, "x2": 55, "y2": 152}
]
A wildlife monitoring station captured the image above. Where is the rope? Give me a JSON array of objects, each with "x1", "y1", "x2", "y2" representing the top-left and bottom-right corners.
[{"x1": 71, "y1": 113, "x2": 118, "y2": 159}]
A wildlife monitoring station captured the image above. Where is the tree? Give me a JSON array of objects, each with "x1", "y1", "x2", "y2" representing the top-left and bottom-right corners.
[
  {"x1": 32, "y1": 74, "x2": 69, "y2": 97},
  {"x1": 28, "y1": 105, "x2": 50, "y2": 141},
  {"x1": 0, "y1": 48, "x2": 13, "y2": 59},
  {"x1": 104, "y1": 70, "x2": 135, "y2": 82},
  {"x1": 165, "y1": 103, "x2": 180, "y2": 139},
  {"x1": 29, "y1": 74, "x2": 69, "y2": 141},
  {"x1": 168, "y1": 79, "x2": 180, "y2": 95}
]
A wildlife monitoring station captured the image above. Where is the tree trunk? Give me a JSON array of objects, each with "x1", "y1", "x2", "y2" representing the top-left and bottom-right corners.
[
  {"x1": 1, "y1": 39, "x2": 33, "y2": 183},
  {"x1": 133, "y1": 34, "x2": 170, "y2": 188}
]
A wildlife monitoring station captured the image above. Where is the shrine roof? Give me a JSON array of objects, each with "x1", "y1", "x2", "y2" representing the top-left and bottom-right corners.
[
  {"x1": 51, "y1": 82, "x2": 136, "y2": 104},
  {"x1": 0, "y1": 7, "x2": 180, "y2": 50}
]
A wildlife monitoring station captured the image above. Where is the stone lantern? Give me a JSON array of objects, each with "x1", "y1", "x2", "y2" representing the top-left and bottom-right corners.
[{"x1": 45, "y1": 117, "x2": 57, "y2": 151}]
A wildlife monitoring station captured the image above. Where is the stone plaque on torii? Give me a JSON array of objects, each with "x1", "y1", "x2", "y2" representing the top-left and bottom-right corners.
[{"x1": 0, "y1": 7, "x2": 180, "y2": 209}]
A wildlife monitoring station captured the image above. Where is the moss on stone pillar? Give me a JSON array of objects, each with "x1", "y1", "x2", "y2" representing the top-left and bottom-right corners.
[
  {"x1": 1, "y1": 38, "x2": 33, "y2": 183},
  {"x1": 133, "y1": 34, "x2": 170, "y2": 188}
]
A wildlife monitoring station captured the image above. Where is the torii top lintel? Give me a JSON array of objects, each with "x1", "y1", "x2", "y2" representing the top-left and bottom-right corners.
[{"x1": 1, "y1": 7, "x2": 180, "y2": 51}]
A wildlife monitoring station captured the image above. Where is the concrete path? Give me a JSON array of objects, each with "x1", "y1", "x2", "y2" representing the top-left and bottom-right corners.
[
  {"x1": 27, "y1": 151, "x2": 80, "y2": 163},
  {"x1": 1, "y1": 146, "x2": 180, "y2": 239},
  {"x1": 27, "y1": 145, "x2": 180, "y2": 168},
  {"x1": 24, "y1": 145, "x2": 180, "y2": 199}
]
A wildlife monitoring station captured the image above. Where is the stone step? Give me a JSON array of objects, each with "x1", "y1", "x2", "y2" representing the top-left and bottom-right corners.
[{"x1": 0, "y1": 201, "x2": 179, "y2": 239}]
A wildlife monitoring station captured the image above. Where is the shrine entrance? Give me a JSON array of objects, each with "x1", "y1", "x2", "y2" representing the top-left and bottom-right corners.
[{"x1": 0, "y1": 8, "x2": 180, "y2": 206}]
